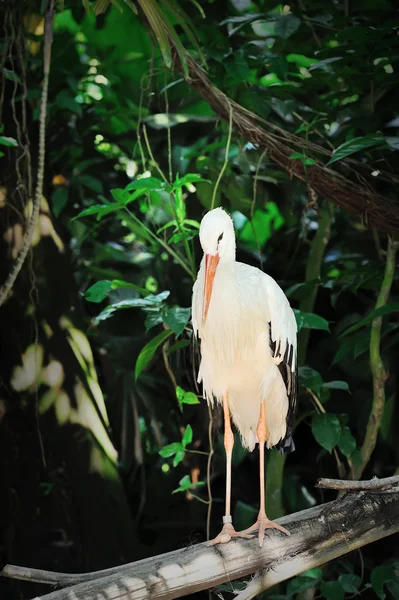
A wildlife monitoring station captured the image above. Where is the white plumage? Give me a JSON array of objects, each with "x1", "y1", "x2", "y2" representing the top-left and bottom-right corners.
[{"x1": 192, "y1": 207, "x2": 297, "y2": 451}]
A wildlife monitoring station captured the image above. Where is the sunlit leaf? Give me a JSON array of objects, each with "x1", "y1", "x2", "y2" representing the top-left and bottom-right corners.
[
  {"x1": 182, "y1": 424, "x2": 193, "y2": 447},
  {"x1": 84, "y1": 279, "x2": 148, "y2": 303},
  {"x1": 159, "y1": 442, "x2": 182, "y2": 458},
  {"x1": 0, "y1": 136, "x2": 18, "y2": 147},
  {"x1": 327, "y1": 134, "x2": 387, "y2": 165}
]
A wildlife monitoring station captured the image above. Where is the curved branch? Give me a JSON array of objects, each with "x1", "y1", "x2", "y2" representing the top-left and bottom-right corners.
[
  {"x1": 353, "y1": 237, "x2": 399, "y2": 479},
  {"x1": 2, "y1": 483, "x2": 399, "y2": 600},
  {"x1": 171, "y1": 49, "x2": 399, "y2": 235},
  {"x1": 0, "y1": 1, "x2": 54, "y2": 307}
]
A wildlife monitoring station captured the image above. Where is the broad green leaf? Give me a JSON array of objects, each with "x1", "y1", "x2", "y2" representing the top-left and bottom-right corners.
[
  {"x1": 323, "y1": 381, "x2": 350, "y2": 393},
  {"x1": 95, "y1": 291, "x2": 170, "y2": 322},
  {"x1": 327, "y1": 134, "x2": 387, "y2": 165},
  {"x1": 72, "y1": 202, "x2": 124, "y2": 221},
  {"x1": 84, "y1": 279, "x2": 148, "y2": 303},
  {"x1": 294, "y1": 310, "x2": 330, "y2": 332},
  {"x1": 159, "y1": 442, "x2": 182, "y2": 458},
  {"x1": 0, "y1": 135, "x2": 18, "y2": 147},
  {"x1": 288, "y1": 576, "x2": 321, "y2": 597},
  {"x1": 340, "y1": 303, "x2": 399, "y2": 336},
  {"x1": 182, "y1": 424, "x2": 193, "y2": 447},
  {"x1": 275, "y1": 14, "x2": 301, "y2": 39},
  {"x1": 371, "y1": 565, "x2": 396, "y2": 599},
  {"x1": 320, "y1": 581, "x2": 345, "y2": 600},
  {"x1": 299, "y1": 366, "x2": 323, "y2": 397},
  {"x1": 125, "y1": 177, "x2": 167, "y2": 192},
  {"x1": 135, "y1": 329, "x2": 173, "y2": 380},
  {"x1": 338, "y1": 425, "x2": 356, "y2": 458},
  {"x1": 163, "y1": 307, "x2": 191, "y2": 335},
  {"x1": 312, "y1": 414, "x2": 341, "y2": 452}
]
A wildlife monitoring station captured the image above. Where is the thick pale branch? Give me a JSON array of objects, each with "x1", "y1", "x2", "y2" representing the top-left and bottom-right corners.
[
  {"x1": 2, "y1": 485, "x2": 399, "y2": 600},
  {"x1": 171, "y1": 50, "x2": 399, "y2": 235}
]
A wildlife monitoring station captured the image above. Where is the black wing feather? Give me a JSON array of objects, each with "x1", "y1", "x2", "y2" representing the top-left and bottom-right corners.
[{"x1": 268, "y1": 321, "x2": 297, "y2": 454}]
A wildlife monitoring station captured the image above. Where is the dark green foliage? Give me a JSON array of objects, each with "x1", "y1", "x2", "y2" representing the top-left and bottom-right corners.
[{"x1": 1, "y1": 0, "x2": 399, "y2": 598}]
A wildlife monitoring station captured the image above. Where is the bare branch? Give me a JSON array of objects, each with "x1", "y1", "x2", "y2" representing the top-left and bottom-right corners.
[
  {"x1": 316, "y1": 475, "x2": 399, "y2": 492},
  {"x1": 170, "y1": 49, "x2": 399, "y2": 235},
  {"x1": 2, "y1": 485, "x2": 399, "y2": 600}
]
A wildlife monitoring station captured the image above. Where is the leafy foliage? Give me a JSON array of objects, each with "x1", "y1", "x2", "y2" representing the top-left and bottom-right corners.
[{"x1": 2, "y1": 0, "x2": 399, "y2": 597}]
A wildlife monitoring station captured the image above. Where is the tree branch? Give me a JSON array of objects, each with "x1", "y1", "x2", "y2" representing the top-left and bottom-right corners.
[
  {"x1": 0, "y1": 0, "x2": 54, "y2": 307},
  {"x1": 2, "y1": 484, "x2": 399, "y2": 600},
  {"x1": 170, "y1": 49, "x2": 399, "y2": 235},
  {"x1": 316, "y1": 475, "x2": 399, "y2": 492},
  {"x1": 353, "y1": 237, "x2": 399, "y2": 479}
]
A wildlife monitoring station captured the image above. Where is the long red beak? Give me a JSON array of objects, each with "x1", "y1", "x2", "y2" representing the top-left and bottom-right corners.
[{"x1": 203, "y1": 253, "x2": 220, "y2": 323}]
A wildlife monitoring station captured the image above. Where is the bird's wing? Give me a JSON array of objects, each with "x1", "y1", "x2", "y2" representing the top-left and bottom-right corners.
[{"x1": 262, "y1": 273, "x2": 297, "y2": 453}]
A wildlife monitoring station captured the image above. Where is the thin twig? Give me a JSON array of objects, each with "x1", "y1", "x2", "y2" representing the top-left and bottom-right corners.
[
  {"x1": 210, "y1": 101, "x2": 233, "y2": 210},
  {"x1": 0, "y1": 1, "x2": 55, "y2": 306}
]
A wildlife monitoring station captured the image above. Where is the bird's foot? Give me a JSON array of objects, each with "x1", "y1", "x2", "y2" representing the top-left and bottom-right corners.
[
  {"x1": 207, "y1": 520, "x2": 254, "y2": 546},
  {"x1": 239, "y1": 511, "x2": 290, "y2": 548}
]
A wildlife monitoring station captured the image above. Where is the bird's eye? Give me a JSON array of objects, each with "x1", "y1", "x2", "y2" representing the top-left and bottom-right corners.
[{"x1": 217, "y1": 232, "x2": 224, "y2": 244}]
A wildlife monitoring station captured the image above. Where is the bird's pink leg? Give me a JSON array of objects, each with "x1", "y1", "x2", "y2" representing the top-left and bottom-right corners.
[
  {"x1": 239, "y1": 401, "x2": 290, "y2": 547},
  {"x1": 207, "y1": 394, "x2": 253, "y2": 546}
]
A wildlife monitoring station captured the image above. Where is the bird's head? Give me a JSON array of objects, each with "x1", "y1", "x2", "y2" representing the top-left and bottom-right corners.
[{"x1": 199, "y1": 208, "x2": 236, "y2": 323}]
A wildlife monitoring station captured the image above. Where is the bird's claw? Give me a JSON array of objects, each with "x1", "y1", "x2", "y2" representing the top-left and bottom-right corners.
[
  {"x1": 240, "y1": 513, "x2": 290, "y2": 547},
  {"x1": 207, "y1": 522, "x2": 254, "y2": 546}
]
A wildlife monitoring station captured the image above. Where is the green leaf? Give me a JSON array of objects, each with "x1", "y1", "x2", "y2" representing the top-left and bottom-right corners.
[
  {"x1": 172, "y1": 474, "x2": 205, "y2": 494},
  {"x1": 167, "y1": 339, "x2": 191, "y2": 354},
  {"x1": 173, "y1": 450, "x2": 185, "y2": 467},
  {"x1": 323, "y1": 381, "x2": 350, "y2": 393},
  {"x1": 294, "y1": 310, "x2": 330, "y2": 332},
  {"x1": 163, "y1": 307, "x2": 191, "y2": 335},
  {"x1": 340, "y1": 303, "x2": 399, "y2": 336},
  {"x1": 80, "y1": 174, "x2": 103, "y2": 194},
  {"x1": 135, "y1": 329, "x2": 173, "y2": 381},
  {"x1": 85, "y1": 279, "x2": 148, "y2": 303},
  {"x1": 338, "y1": 425, "x2": 356, "y2": 458},
  {"x1": 94, "y1": 291, "x2": 169, "y2": 321},
  {"x1": 327, "y1": 134, "x2": 387, "y2": 165},
  {"x1": 290, "y1": 152, "x2": 316, "y2": 165},
  {"x1": 287, "y1": 575, "x2": 321, "y2": 596},
  {"x1": 125, "y1": 177, "x2": 167, "y2": 192},
  {"x1": 51, "y1": 187, "x2": 68, "y2": 217},
  {"x1": 182, "y1": 424, "x2": 193, "y2": 447},
  {"x1": 320, "y1": 581, "x2": 345, "y2": 600},
  {"x1": 338, "y1": 574, "x2": 361, "y2": 594},
  {"x1": 176, "y1": 386, "x2": 200, "y2": 411},
  {"x1": 371, "y1": 565, "x2": 396, "y2": 599},
  {"x1": 0, "y1": 135, "x2": 18, "y2": 147},
  {"x1": 72, "y1": 202, "x2": 125, "y2": 221},
  {"x1": 275, "y1": 14, "x2": 301, "y2": 39},
  {"x1": 312, "y1": 414, "x2": 341, "y2": 453},
  {"x1": 3, "y1": 68, "x2": 21, "y2": 83},
  {"x1": 159, "y1": 442, "x2": 182, "y2": 458},
  {"x1": 385, "y1": 137, "x2": 399, "y2": 150},
  {"x1": 172, "y1": 174, "x2": 211, "y2": 191},
  {"x1": 299, "y1": 366, "x2": 323, "y2": 397}
]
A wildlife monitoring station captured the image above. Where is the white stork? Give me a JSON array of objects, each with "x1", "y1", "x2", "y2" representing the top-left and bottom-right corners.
[{"x1": 192, "y1": 207, "x2": 297, "y2": 547}]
